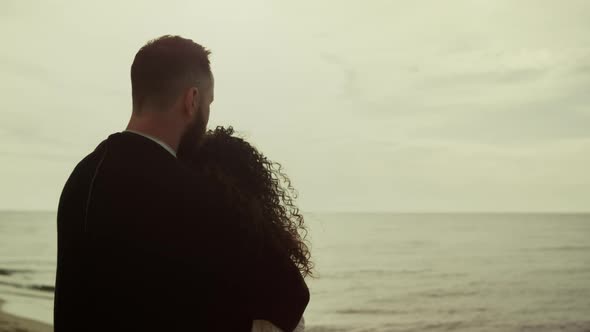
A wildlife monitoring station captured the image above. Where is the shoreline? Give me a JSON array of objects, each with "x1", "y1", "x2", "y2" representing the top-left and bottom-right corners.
[{"x1": 0, "y1": 299, "x2": 52, "y2": 332}]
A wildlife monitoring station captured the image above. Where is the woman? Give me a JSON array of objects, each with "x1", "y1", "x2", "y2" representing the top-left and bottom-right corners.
[{"x1": 178, "y1": 126, "x2": 312, "y2": 332}]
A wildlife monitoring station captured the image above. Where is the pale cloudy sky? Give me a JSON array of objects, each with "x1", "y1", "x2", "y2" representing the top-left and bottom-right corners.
[{"x1": 1, "y1": 0, "x2": 589, "y2": 212}]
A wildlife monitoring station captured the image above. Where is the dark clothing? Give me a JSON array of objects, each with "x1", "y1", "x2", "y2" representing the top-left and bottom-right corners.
[{"x1": 54, "y1": 132, "x2": 309, "y2": 332}]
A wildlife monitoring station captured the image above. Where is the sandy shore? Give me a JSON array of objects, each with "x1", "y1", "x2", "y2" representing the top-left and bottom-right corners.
[{"x1": 0, "y1": 300, "x2": 52, "y2": 332}]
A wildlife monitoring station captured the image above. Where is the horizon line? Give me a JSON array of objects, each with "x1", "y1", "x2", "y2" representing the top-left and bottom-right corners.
[{"x1": 1, "y1": 209, "x2": 589, "y2": 215}]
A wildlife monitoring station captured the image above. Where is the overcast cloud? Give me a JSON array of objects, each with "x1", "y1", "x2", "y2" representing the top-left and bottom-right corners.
[{"x1": 1, "y1": 0, "x2": 589, "y2": 212}]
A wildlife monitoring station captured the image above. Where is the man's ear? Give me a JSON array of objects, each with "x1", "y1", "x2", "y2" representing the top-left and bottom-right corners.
[{"x1": 184, "y1": 87, "x2": 200, "y2": 118}]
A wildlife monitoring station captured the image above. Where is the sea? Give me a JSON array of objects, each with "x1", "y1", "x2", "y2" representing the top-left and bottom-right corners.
[{"x1": 0, "y1": 211, "x2": 589, "y2": 331}]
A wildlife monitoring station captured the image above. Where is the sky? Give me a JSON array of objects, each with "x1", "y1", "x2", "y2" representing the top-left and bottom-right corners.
[{"x1": 1, "y1": 0, "x2": 589, "y2": 212}]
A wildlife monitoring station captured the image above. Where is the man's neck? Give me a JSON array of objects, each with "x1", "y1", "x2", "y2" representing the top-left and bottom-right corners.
[
  {"x1": 126, "y1": 116, "x2": 180, "y2": 154},
  {"x1": 125, "y1": 129, "x2": 178, "y2": 158}
]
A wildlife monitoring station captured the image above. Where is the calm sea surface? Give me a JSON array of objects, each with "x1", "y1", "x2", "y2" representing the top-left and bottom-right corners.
[{"x1": 1, "y1": 211, "x2": 589, "y2": 331}]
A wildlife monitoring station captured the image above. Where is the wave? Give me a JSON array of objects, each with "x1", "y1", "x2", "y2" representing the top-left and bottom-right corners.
[
  {"x1": 336, "y1": 306, "x2": 488, "y2": 317},
  {"x1": 544, "y1": 245, "x2": 590, "y2": 251},
  {"x1": 321, "y1": 268, "x2": 432, "y2": 279},
  {"x1": 305, "y1": 320, "x2": 590, "y2": 332},
  {"x1": 336, "y1": 308, "x2": 409, "y2": 315},
  {"x1": 0, "y1": 268, "x2": 35, "y2": 276},
  {"x1": 523, "y1": 266, "x2": 590, "y2": 275},
  {"x1": 524, "y1": 245, "x2": 590, "y2": 252},
  {"x1": 414, "y1": 289, "x2": 479, "y2": 299},
  {"x1": 0, "y1": 288, "x2": 54, "y2": 300},
  {"x1": 0, "y1": 280, "x2": 55, "y2": 293}
]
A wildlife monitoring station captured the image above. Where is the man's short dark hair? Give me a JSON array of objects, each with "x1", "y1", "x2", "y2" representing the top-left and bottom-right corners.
[{"x1": 131, "y1": 35, "x2": 212, "y2": 112}]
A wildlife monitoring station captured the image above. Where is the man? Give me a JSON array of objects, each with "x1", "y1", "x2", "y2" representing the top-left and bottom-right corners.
[{"x1": 54, "y1": 35, "x2": 308, "y2": 332}]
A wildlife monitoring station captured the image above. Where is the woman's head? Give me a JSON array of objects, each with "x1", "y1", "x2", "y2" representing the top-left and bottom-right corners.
[{"x1": 178, "y1": 126, "x2": 313, "y2": 277}]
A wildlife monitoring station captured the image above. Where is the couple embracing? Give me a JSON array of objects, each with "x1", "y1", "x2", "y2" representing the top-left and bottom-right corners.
[{"x1": 54, "y1": 35, "x2": 311, "y2": 332}]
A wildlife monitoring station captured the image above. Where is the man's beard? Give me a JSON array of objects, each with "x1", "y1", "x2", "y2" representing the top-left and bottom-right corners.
[{"x1": 177, "y1": 114, "x2": 206, "y2": 159}]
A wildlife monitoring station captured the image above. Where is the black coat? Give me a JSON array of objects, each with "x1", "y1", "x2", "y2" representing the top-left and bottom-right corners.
[{"x1": 54, "y1": 132, "x2": 309, "y2": 332}]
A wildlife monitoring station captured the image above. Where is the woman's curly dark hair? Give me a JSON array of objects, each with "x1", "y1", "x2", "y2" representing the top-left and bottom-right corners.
[{"x1": 178, "y1": 126, "x2": 313, "y2": 278}]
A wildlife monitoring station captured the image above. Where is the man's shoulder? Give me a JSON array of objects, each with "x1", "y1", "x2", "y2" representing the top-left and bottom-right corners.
[
  {"x1": 99, "y1": 132, "x2": 219, "y2": 207},
  {"x1": 62, "y1": 139, "x2": 108, "y2": 189}
]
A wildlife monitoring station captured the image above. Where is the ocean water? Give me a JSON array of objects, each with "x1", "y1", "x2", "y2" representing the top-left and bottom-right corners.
[
  {"x1": 0, "y1": 211, "x2": 56, "y2": 323},
  {"x1": 0, "y1": 211, "x2": 589, "y2": 331}
]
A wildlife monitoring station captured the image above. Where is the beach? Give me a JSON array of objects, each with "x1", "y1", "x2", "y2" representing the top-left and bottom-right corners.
[{"x1": 0, "y1": 300, "x2": 51, "y2": 332}]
